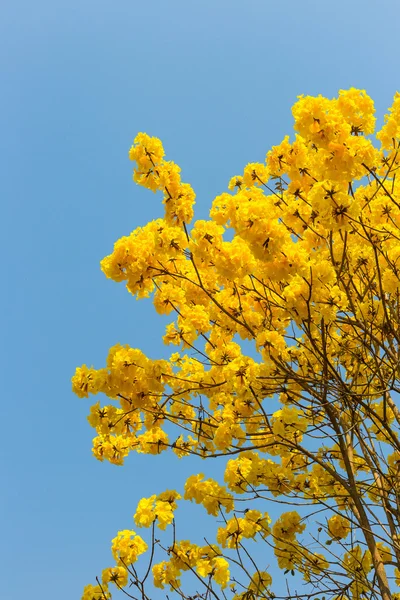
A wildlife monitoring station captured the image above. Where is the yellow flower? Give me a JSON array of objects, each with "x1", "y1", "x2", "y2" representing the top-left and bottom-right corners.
[
  {"x1": 72, "y1": 365, "x2": 107, "y2": 398},
  {"x1": 273, "y1": 511, "x2": 306, "y2": 541},
  {"x1": 376, "y1": 543, "x2": 392, "y2": 564},
  {"x1": 82, "y1": 583, "x2": 110, "y2": 600},
  {"x1": 212, "y1": 557, "x2": 230, "y2": 588},
  {"x1": 377, "y1": 92, "x2": 400, "y2": 150},
  {"x1": 271, "y1": 406, "x2": 308, "y2": 439},
  {"x1": 129, "y1": 132, "x2": 165, "y2": 165},
  {"x1": 242, "y1": 162, "x2": 270, "y2": 187},
  {"x1": 184, "y1": 474, "x2": 234, "y2": 515},
  {"x1": 154, "y1": 500, "x2": 175, "y2": 530},
  {"x1": 248, "y1": 571, "x2": 272, "y2": 593},
  {"x1": 327, "y1": 514, "x2": 351, "y2": 539},
  {"x1": 196, "y1": 558, "x2": 213, "y2": 577},
  {"x1": 337, "y1": 88, "x2": 376, "y2": 135},
  {"x1": 136, "y1": 427, "x2": 169, "y2": 455},
  {"x1": 152, "y1": 560, "x2": 181, "y2": 590},
  {"x1": 134, "y1": 491, "x2": 181, "y2": 530},
  {"x1": 343, "y1": 546, "x2": 372, "y2": 576},
  {"x1": 102, "y1": 566, "x2": 128, "y2": 587},
  {"x1": 111, "y1": 530, "x2": 148, "y2": 565},
  {"x1": 134, "y1": 495, "x2": 157, "y2": 528}
]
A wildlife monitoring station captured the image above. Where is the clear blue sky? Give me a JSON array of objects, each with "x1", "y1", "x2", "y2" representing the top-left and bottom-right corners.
[{"x1": 1, "y1": 0, "x2": 399, "y2": 598}]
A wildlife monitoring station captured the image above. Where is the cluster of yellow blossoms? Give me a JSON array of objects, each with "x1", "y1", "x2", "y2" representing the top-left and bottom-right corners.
[
  {"x1": 152, "y1": 543, "x2": 230, "y2": 591},
  {"x1": 74, "y1": 89, "x2": 400, "y2": 600}
]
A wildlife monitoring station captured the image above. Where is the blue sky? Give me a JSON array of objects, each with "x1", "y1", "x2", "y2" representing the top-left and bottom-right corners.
[{"x1": 1, "y1": 0, "x2": 400, "y2": 598}]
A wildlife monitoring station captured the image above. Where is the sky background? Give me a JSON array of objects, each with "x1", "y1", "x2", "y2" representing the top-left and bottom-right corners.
[{"x1": 1, "y1": 0, "x2": 400, "y2": 598}]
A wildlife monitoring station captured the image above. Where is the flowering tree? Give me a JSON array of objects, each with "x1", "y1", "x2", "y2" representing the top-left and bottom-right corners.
[{"x1": 73, "y1": 89, "x2": 400, "y2": 600}]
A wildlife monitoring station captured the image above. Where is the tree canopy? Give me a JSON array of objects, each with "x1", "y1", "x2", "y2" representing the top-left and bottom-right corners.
[{"x1": 72, "y1": 89, "x2": 400, "y2": 600}]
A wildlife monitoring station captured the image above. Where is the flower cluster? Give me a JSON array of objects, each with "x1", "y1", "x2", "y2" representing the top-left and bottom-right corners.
[{"x1": 134, "y1": 490, "x2": 181, "y2": 530}]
